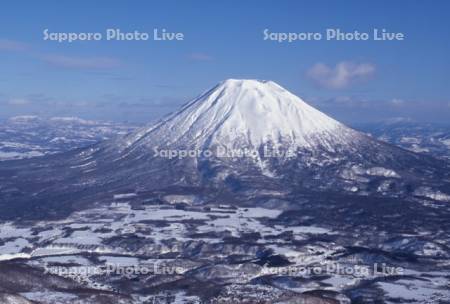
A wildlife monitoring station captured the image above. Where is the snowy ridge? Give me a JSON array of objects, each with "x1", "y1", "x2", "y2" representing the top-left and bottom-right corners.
[{"x1": 121, "y1": 79, "x2": 361, "y2": 154}]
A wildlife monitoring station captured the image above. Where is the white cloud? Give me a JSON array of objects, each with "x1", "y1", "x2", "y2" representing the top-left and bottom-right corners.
[
  {"x1": 390, "y1": 98, "x2": 405, "y2": 106},
  {"x1": 0, "y1": 39, "x2": 122, "y2": 70},
  {"x1": 307, "y1": 61, "x2": 375, "y2": 89},
  {"x1": 8, "y1": 98, "x2": 30, "y2": 105}
]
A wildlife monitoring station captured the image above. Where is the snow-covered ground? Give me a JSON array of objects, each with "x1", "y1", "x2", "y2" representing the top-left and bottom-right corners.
[{"x1": 1, "y1": 198, "x2": 448, "y2": 303}]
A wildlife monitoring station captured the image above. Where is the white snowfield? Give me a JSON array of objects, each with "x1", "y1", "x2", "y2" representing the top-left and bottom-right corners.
[{"x1": 121, "y1": 79, "x2": 362, "y2": 153}]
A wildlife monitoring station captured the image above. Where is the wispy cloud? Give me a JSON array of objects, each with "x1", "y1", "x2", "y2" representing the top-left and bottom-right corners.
[
  {"x1": 7, "y1": 98, "x2": 30, "y2": 105},
  {"x1": 312, "y1": 96, "x2": 450, "y2": 123},
  {"x1": 307, "y1": 61, "x2": 375, "y2": 89},
  {"x1": 188, "y1": 52, "x2": 214, "y2": 61},
  {"x1": 314, "y1": 96, "x2": 418, "y2": 111},
  {"x1": 2, "y1": 93, "x2": 55, "y2": 106},
  {"x1": 0, "y1": 39, "x2": 28, "y2": 51},
  {"x1": 41, "y1": 54, "x2": 121, "y2": 69},
  {"x1": 0, "y1": 38, "x2": 122, "y2": 71},
  {"x1": 390, "y1": 98, "x2": 405, "y2": 106}
]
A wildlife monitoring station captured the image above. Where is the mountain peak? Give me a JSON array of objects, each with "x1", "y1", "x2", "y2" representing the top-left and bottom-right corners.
[
  {"x1": 122, "y1": 80, "x2": 361, "y2": 153},
  {"x1": 219, "y1": 78, "x2": 272, "y2": 86},
  {"x1": 216, "y1": 79, "x2": 280, "y2": 97}
]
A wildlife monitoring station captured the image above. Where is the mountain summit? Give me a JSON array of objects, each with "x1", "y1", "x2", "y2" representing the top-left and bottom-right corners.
[{"x1": 120, "y1": 79, "x2": 361, "y2": 154}]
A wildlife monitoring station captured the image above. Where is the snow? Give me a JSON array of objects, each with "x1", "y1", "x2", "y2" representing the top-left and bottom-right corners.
[
  {"x1": 56, "y1": 230, "x2": 103, "y2": 245},
  {"x1": 98, "y1": 255, "x2": 139, "y2": 266},
  {"x1": 69, "y1": 160, "x2": 96, "y2": 169},
  {"x1": 366, "y1": 167, "x2": 400, "y2": 178},
  {"x1": 49, "y1": 116, "x2": 95, "y2": 124},
  {"x1": 0, "y1": 225, "x2": 34, "y2": 258},
  {"x1": 322, "y1": 275, "x2": 358, "y2": 289},
  {"x1": 113, "y1": 193, "x2": 137, "y2": 199},
  {"x1": 31, "y1": 247, "x2": 82, "y2": 257},
  {"x1": 280, "y1": 225, "x2": 333, "y2": 235},
  {"x1": 414, "y1": 187, "x2": 450, "y2": 202},
  {"x1": 41, "y1": 255, "x2": 90, "y2": 265},
  {"x1": 163, "y1": 194, "x2": 199, "y2": 204},
  {"x1": 7, "y1": 115, "x2": 40, "y2": 122},
  {"x1": 170, "y1": 291, "x2": 202, "y2": 304},
  {"x1": 400, "y1": 137, "x2": 420, "y2": 144},
  {"x1": 21, "y1": 291, "x2": 78, "y2": 303},
  {"x1": 440, "y1": 138, "x2": 450, "y2": 148},
  {"x1": 0, "y1": 141, "x2": 41, "y2": 149},
  {"x1": 0, "y1": 252, "x2": 31, "y2": 261},
  {"x1": 0, "y1": 150, "x2": 45, "y2": 160},
  {"x1": 378, "y1": 279, "x2": 449, "y2": 303},
  {"x1": 0, "y1": 223, "x2": 32, "y2": 238},
  {"x1": 0, "y1": 238, "x2": 30, "y2": 256},
  {"x1": 120, "y1": 79, "x2": 361, "y2": 156}
]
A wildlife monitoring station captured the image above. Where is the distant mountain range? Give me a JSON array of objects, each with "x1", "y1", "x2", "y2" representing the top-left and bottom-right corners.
[
  {"x1": 354, "y1": 119, "x2": 450, "y2": 161},
  {"x1": 0, "y1": 115, "x2": 139, "y2": 161}
]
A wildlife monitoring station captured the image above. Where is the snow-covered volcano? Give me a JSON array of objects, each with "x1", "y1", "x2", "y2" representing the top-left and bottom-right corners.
[
  {"x1": 119, "y1": 79, "x2": 362, "y2": 155},
  {"x1": 1, "y1": 79, "x2": 449, "y2": 221}
]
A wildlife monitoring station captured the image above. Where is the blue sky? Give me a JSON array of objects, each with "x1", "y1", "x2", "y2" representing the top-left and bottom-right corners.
[{"x1": 1, "y1": 0, "x2": 449, "y2": 123}]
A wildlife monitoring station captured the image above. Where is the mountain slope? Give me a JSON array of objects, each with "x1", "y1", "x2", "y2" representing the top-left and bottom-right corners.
[
  {"x1": 120, "y1": 79, "x2": 361, "y2": 153},
  {"x1": 0, "y1": 80, "x2": 449, "y2": 220}
]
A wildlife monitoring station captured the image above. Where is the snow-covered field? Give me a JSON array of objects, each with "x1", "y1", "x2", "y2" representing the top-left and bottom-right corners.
[{"x1": 1, "y1": 198, "x2": 448, "y2": 303}]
